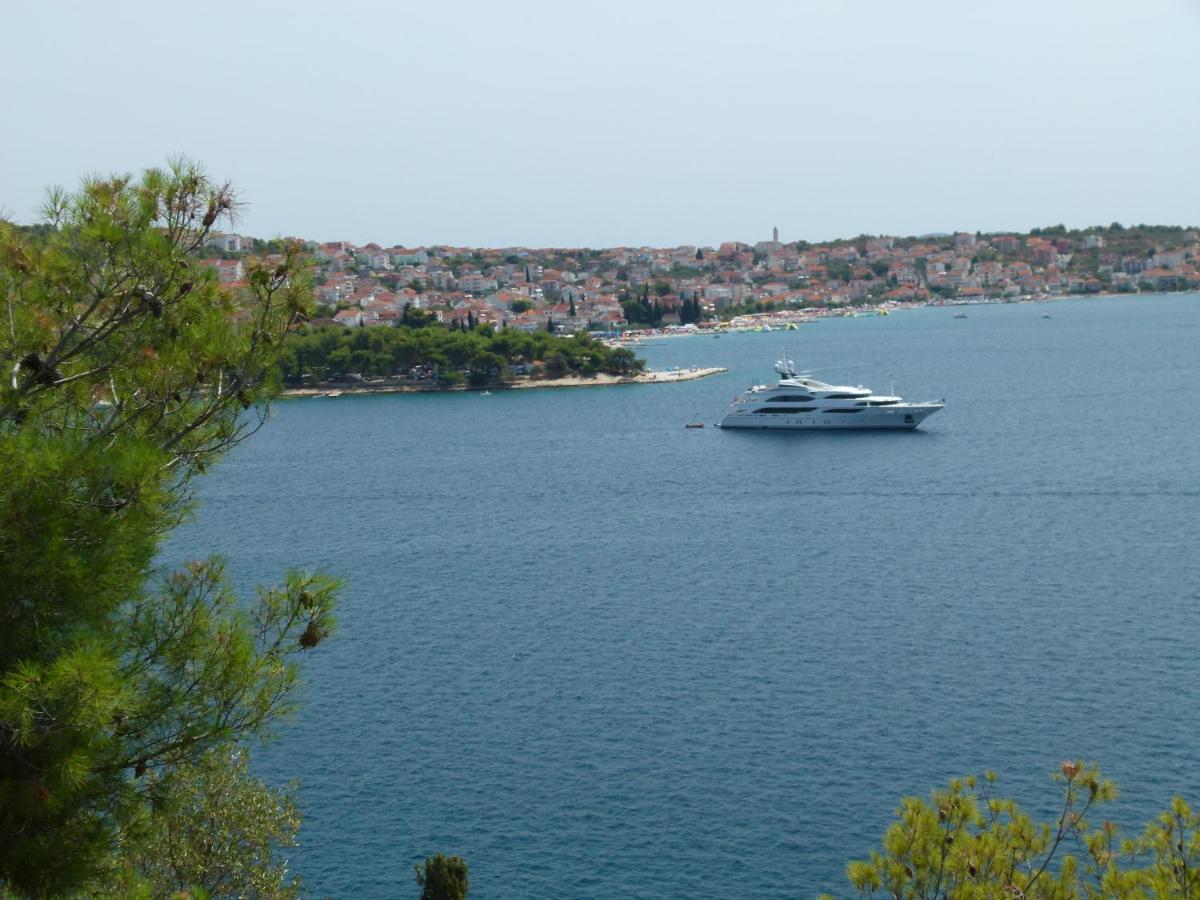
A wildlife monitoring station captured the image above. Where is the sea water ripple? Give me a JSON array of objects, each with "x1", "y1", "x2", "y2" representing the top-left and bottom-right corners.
[{"x1": 170, "y1": 294, "x2": 1200, "y2": 898}]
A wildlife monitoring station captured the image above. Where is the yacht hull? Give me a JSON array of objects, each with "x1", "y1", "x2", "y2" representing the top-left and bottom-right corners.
[{"x1": 718, "y1": 404, "x2": 942, "y2": 430}]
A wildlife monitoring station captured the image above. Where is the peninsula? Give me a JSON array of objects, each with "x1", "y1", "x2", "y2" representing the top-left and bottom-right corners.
[{"x1": 277, "y1": 316, "x2": 653, "y2": 393}]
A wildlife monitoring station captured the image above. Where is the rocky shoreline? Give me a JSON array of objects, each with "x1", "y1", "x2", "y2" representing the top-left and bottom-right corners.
[{"x1": 281, "y1": 367, "x2": 727, "y2": 397}]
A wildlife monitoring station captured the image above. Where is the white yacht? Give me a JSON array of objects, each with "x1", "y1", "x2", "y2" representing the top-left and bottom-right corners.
[{"x1": 718, "y1": 358, "x2": 943, "y2": 430}]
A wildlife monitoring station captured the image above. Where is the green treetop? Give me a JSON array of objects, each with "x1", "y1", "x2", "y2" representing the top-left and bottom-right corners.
[
  {"x1": 415, "y1": 853, "x2": 470, "y2": 900},
  {"x1": 845, "y1": 762, "x2": 1200, "y2": 898}
]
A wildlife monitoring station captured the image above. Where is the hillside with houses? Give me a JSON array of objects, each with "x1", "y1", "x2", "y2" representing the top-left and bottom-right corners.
[{"x1": 197, "y1": 224, "x2": 1200, "y2": 332}]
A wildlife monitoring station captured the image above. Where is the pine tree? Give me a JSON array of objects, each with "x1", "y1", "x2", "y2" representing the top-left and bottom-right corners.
[
  {"x1": 415, "y1": 854, "x2": 469, "y2": 900},
  {"x1": 0, "y1": 161, "x2": 338, "y2": 895}
]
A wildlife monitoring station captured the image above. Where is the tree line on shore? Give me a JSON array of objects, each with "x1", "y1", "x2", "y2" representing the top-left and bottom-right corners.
[
  {"x1": 4, "y1": 161, "x2": 1200, "y2": 898},
  {"x1": 277, "y1": 321, "x2": 645, "y2": 387}
]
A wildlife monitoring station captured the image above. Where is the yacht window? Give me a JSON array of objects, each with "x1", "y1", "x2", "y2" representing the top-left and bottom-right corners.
[
  {"x1": 753, "y1": 406, "x2": 816, "y2": 414},
  {"x1": 869, "y1": 400, "x2": 899, "y2": 406},
  {"x1": 766, "y1": 395, "x2": 815, "y2": 402},
  {"x1": 823, "y1": 408, "x2": 863, "y2": 413},
  {"x1": 823, "y1": 393, "x2": 863, "y2": 400}
]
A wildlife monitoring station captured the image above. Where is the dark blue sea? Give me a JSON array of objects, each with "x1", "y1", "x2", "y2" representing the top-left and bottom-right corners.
[{"x1": 171, "y1": 294, "x2": 1200, "y2": 897}]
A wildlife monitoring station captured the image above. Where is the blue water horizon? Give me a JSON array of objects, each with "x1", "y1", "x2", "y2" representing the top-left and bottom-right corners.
[{"x1": 171, "y1": 293, "x2": 1200, "y2": 897}]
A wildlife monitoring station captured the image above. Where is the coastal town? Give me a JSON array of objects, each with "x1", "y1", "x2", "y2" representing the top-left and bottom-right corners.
[{"x1": 199, "y1": 224, "x2": 1200, "y2": 336}]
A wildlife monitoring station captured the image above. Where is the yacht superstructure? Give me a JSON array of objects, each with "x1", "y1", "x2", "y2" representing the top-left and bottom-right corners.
[{"x1": 718, "y1": 358, "x2": 943, "y2": 430}]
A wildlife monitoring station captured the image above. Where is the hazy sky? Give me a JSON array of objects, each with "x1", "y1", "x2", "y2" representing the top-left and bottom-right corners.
[{"x1": 3, "y1": 0, "x2": 1198, "y2": 247}]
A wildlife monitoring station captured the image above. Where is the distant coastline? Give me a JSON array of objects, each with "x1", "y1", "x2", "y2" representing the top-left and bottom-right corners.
[
  {"x1": 597, "y1": 287, "x2": 1199, "y2": 339},
  {"x1": 224, "y1": 223, "x2": 1199, "y2": 396}
]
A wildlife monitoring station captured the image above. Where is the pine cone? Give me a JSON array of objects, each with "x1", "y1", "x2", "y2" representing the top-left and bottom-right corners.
[{"x1": 298, "y1": 621, "x2": 322, "y2": 649}]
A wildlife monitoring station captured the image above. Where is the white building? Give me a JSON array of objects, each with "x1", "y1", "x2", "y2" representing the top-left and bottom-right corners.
[{"x1": 206, "y1": 232, "x2": 244, "y2": 253}]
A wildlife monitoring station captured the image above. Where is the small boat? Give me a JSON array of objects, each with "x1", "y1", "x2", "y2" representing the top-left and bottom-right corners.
[
  {"x1": 480, "y1": 390, "x2": 492, "y2": 396},
  {"x1": 685, "y1": 423, "x2": 705, "y2": 429},
  {"x1": 953, "y1": 313, "x2": 968, "y2": 319},
  {"x1": 326, "y1": 390, "x2": 343, "y2": 397},
  {"x1": 1041, "y1": 313, "x2": 1051, "y2": 319}
]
